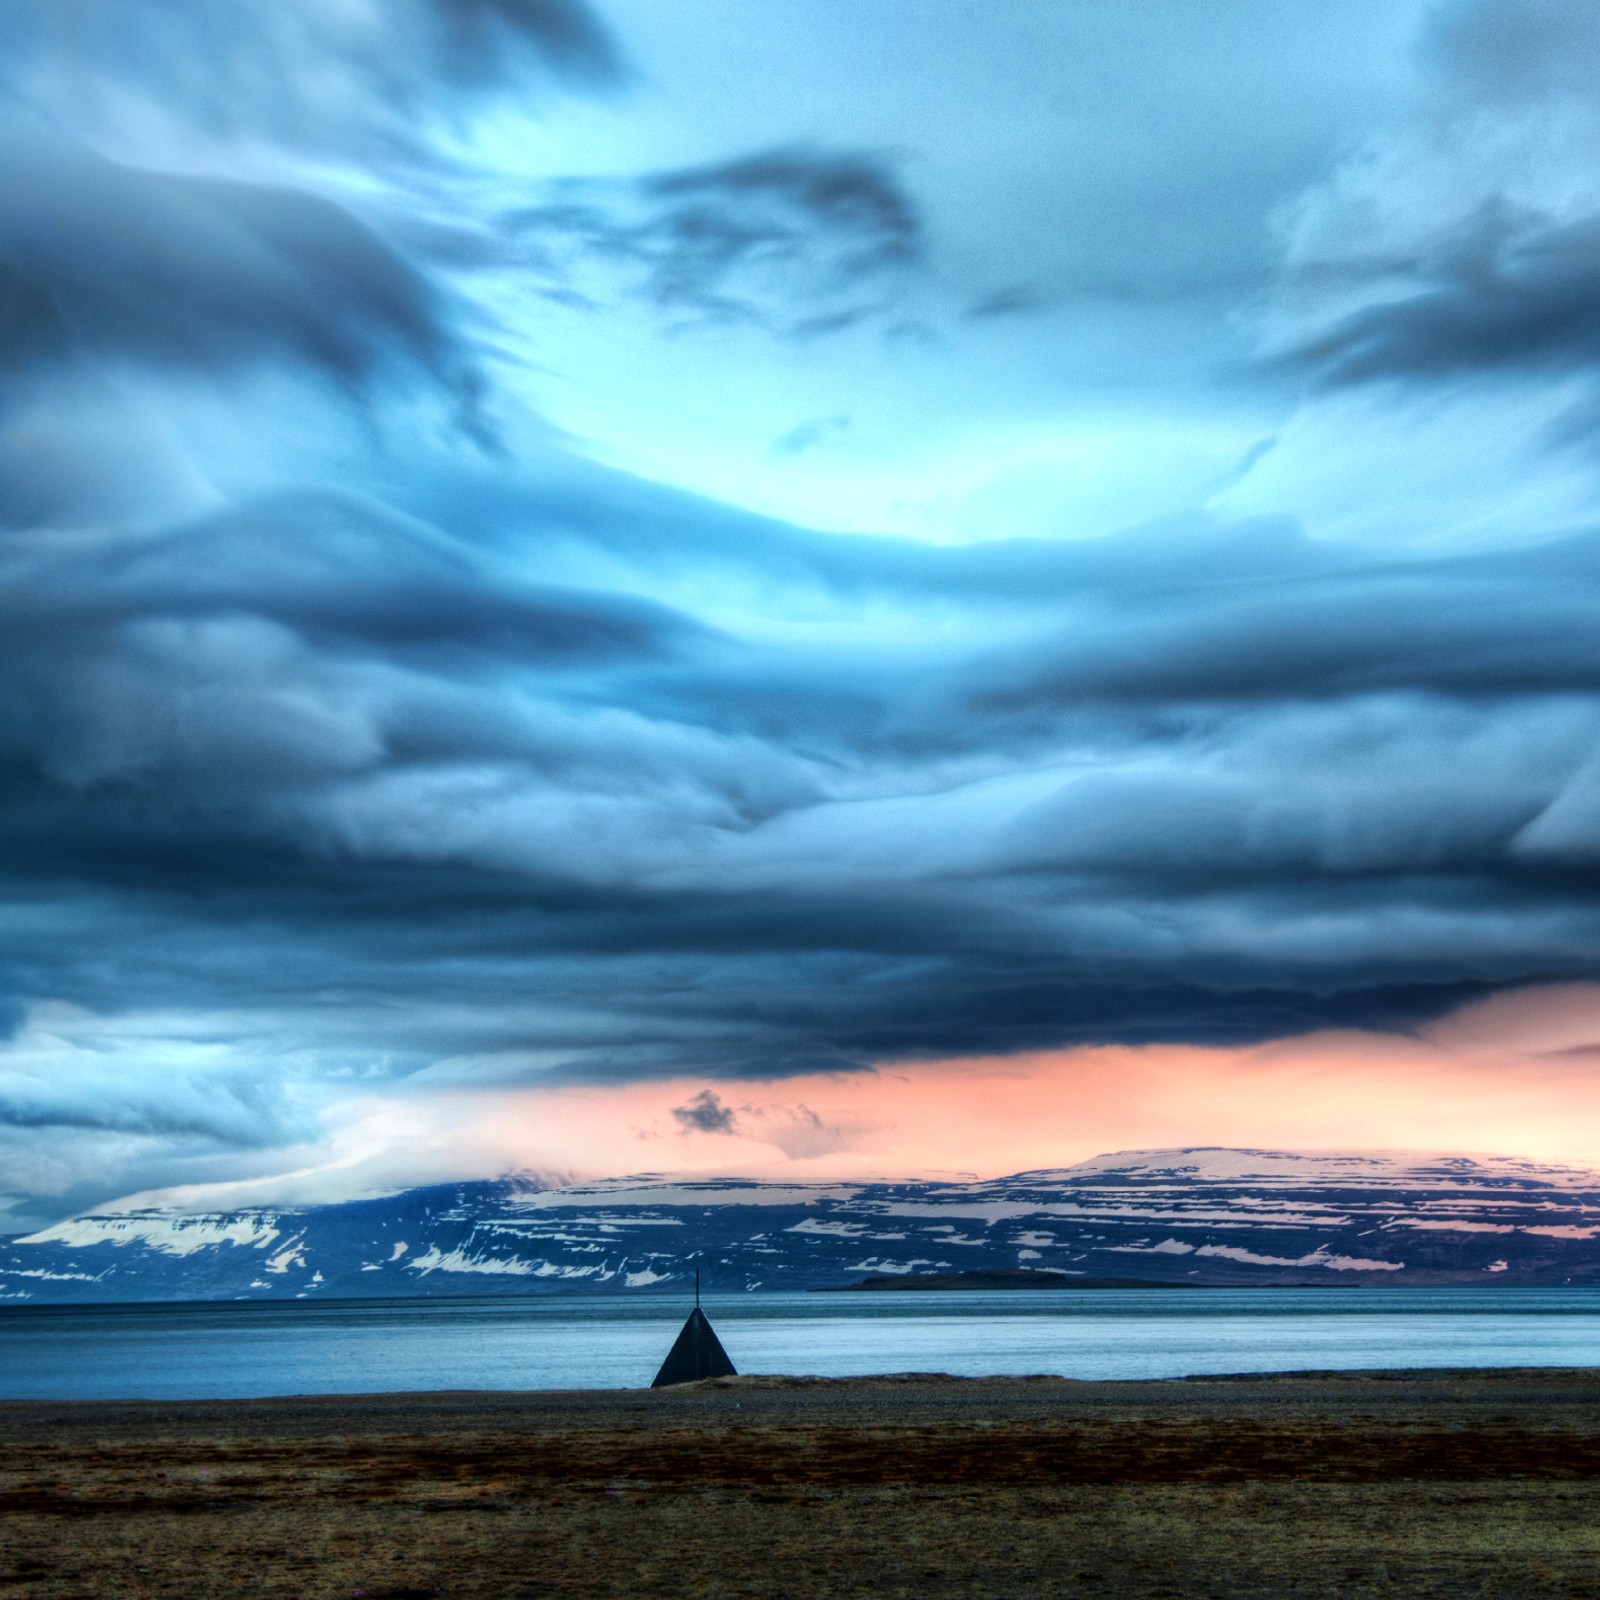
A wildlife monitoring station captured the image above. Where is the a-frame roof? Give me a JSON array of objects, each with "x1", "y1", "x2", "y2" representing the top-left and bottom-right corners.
[{"x1": 651, "y1": 1304, "x2": 737, "y2": 1387}]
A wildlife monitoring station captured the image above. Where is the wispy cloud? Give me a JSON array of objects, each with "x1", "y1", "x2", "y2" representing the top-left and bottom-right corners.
[{"x1": 506, "y1": 146, "x2": 922, "y2": 334}]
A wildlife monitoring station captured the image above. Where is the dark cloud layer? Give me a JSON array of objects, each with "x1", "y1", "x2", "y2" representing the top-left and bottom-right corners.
[
  {"x1": 507, "y1": 146, "x2": 923, "y2": 333},
  {"x1": 0, "y1": 0, "x2": 621, "y2": 160},
  {"x1": 10, "y1": 468, "x2": 1600, "y2": 1096},
  {"x1": 8, "y1": 0, "x2": 1600, "y2": 1211},
  {"x1": 0, "y1": 140, "x2": 468, "y2": 406},
  {"x1": 1280, "y1": 0, "x2": 1600, "y2": 405},
  {"x1": 0, "y1": 1070, "x2": 308, "y2": 1149},
  {"x1": 1293, "y1": 203, "x2": 1600, "y2": 388}
]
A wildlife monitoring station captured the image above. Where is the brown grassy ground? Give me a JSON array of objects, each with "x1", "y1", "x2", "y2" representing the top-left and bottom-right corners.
[{"x1": 4, "y1": 1369, "x2": 1600, "y2": 1598}]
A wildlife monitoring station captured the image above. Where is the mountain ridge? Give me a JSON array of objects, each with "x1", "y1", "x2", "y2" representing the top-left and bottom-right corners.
[{"x1": 5, "y1": 1147, "x2": 1600, "y2": 1302}]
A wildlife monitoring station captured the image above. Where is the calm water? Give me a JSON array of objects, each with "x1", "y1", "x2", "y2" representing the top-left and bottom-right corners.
[{"x1": 3, "y1": 1288, "x2": 1599, "y2": 1401}]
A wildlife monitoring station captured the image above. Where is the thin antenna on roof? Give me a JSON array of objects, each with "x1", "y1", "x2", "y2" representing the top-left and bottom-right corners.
[{"x1": 651, "y1": 1265, "x2": 736, "y2": 1387}]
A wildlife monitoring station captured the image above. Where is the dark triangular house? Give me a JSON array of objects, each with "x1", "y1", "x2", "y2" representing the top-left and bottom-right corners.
[{"x1": 651, "y1": 1272, "x2": 736, "y2": 1387}]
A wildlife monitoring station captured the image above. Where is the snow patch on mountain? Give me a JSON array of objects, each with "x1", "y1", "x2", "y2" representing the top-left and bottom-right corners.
[
  {"x1": 1051, "y1": 1147, "x2": 1600, "y2": 1188},
  {"x1": 19, "y1": 1212, "x2": 285, "y2": 1255},
  {"x1": 511, "y1": 1180, "x2": 860, "y2": 1210},
  {"x1": 1194, "y1": 1243, "x2": 1402, "y2": 1271},
  {"x1": 407, "y1": 1246, "x2": 538, "y2": 1276}
]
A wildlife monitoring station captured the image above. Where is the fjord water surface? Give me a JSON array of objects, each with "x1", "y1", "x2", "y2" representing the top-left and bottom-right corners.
[{"x1": 3, "y1": 1288, "x2": 1599, "y2": 1400}]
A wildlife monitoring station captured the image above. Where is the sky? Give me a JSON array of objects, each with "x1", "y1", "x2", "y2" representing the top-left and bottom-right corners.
[{"x1": 8, "y1": 0, "x2": 1600, "y2": 1226}]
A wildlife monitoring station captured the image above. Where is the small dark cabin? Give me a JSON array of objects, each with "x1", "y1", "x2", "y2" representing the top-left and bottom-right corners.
[{"x1": 651, "y1": 1272, "x2": 736, "y2": 1387}]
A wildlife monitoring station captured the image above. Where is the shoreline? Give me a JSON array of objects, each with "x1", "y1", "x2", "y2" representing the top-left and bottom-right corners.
[
  {"x1": 7, "y1": 1358, "x2": 1600, "y2": 1413},
  {"x1": 6, "y1": 1360, "x2": 1600, "y2": 1410},
  {"x1": 3, "y1": 1276, "x2": 1597, "y2": 1316}
]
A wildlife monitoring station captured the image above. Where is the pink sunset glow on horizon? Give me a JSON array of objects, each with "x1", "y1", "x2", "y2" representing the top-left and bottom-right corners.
[{"x1": 127, "y1": 984, "x2": 1600, "y2": 1213}]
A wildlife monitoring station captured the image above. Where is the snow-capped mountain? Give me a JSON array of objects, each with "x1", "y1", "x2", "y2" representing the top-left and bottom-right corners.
[{"x1": 4, "y1": 1148, "x2": 1600, "y2": 1303}]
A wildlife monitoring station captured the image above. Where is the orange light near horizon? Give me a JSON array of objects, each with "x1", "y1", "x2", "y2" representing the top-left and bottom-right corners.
[
  {"x1": 476, "y1": 984, "x2": 1600, "y2": 1182},
  {"x1": 119, "y1": 984, "x2": 1600, "y2": 1213}
]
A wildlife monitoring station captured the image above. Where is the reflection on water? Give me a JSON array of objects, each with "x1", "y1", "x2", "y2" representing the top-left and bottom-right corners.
[{"x1": 2, "y1": 1288, "x2": 1599, "y2": 1401}]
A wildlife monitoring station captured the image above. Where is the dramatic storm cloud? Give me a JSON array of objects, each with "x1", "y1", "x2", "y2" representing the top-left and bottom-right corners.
[{"x1": 8, "y1": 0, "x2": 1600, "y2": 1224}]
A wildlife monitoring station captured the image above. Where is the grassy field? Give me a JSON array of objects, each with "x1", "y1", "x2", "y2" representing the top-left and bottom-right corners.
[{"x1": 4, "y1": 1369, "x2": 1600, "y2": 1598}]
